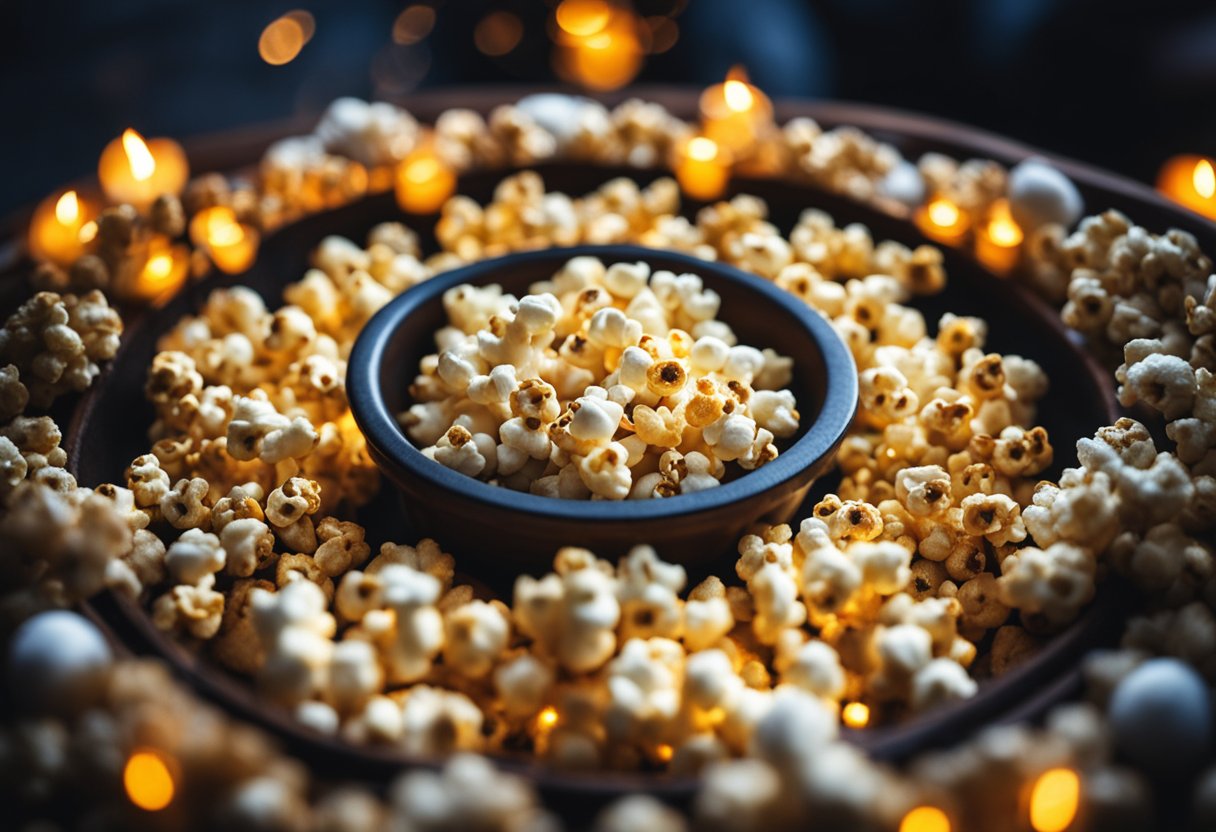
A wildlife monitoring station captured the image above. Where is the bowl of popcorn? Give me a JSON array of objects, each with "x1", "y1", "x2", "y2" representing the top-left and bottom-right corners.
[{"x1": 348, "y1": 245, "x2": 857, "y2": 568}]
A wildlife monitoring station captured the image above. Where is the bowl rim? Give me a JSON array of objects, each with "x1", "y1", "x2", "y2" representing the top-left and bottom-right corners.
[{"x1": 347, "y1": 244, "x2": 859, "y2": 520}]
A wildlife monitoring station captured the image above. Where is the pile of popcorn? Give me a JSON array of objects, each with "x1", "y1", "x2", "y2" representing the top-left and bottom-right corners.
[
  {"x1": 54, "y1": 175, "x2": 1082, "y2": 770},
  {"x1": 3, "y1": 92, "x2": 1216, "y2": 830},
  {"x1": 406, "y1": 256, "x2": 800, "y2": 499}
]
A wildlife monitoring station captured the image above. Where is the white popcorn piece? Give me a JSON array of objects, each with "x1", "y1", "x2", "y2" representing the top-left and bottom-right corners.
[{"x1": 164, "y1": 528, "x2": 226, "y2": 585}]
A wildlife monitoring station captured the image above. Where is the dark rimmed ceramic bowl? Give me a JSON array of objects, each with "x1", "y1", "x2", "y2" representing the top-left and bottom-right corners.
[{"x1": 348, "y1": 245, "x2": 858, "y2": 572}]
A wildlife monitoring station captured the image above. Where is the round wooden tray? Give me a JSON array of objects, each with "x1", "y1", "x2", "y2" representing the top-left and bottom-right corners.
[{"x1": 47, "y1": 88, "x2": 1196, "y2": 816}]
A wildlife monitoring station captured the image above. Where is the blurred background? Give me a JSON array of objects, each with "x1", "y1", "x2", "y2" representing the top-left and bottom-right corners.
[{"x1": 3, "y1": 0, "x2": 1214, "y2": 216}]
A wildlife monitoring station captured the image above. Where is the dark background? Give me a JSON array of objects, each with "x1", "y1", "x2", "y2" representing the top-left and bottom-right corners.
[{"x1": 2, "y1": 0, "x2": 1214, "y2": 216}]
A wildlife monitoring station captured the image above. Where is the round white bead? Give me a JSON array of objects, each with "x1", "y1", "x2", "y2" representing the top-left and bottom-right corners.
[
  {"x1": 1008, "y1": 158, "x2": 1083, "y2": 231},
  {"x1": 8, "y1": 610, "x2": 113, "y2": 715},
  {"x1": 1108, "y1": 657, "x2": 1212, "y2": 775}
]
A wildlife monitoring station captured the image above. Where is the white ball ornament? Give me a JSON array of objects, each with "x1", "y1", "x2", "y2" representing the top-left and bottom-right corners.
[
  {"x1": 877, "y1": 161, "x2": 926, "y2": 210},
  {"x1": 1008, "y1": 158, "x2": 1084, "y2": 232},
  {"x1": 1108, "y1": 657, "x2": 1212, "y2": 776},
  {"x1": 7, "y1": 610, "x2": 113, "y2": 715}
]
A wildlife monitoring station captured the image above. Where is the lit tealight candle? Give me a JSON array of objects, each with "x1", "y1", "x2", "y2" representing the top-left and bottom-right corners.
[
  {"x1": 974, "y1": 198, "x2": 1024, "y2": 274},
  {"x1": 27, "y1": 189, "x2": 97, "y2": 265},
  {"x1": 189, "y1": 207, "x2": 260, "y2": 275},
  {"x1": 675, "y1": 136, "x2": 732, "y2": 201},
  {"x1": 699, "y1": 66, "x2": 774, "y2": 156},
  {"x1": 915, "y1": 197, "x2": 969, "y2": 245},
  {"x1": 98, "y1": 128, "x2": 189, "y2": 210},
  {"x1": 1157, "y1": 154, "x2": 1216, "y2": 220},
  {"x1": 124, "y1": 238, "x2": 189, "y2": 303},
  {"x1": 394, "y1": 146, "x2": 457, "y2": 214}
]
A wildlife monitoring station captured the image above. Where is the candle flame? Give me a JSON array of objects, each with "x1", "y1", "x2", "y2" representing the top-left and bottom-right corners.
[
  {"x1": 687, "y1": 136, "x2": 720, "y2": 162},
  {"x1": 986, "y1": 200, "x2": 1023, "y2": 247},
  {"x1": 54, "y1": 191, "x2": 80, "y2": 225},
  {"x1": 900, "y1": 806, "x2": 951, "y2": 832},
  {"x1": 842, "y1": 701, "x2": 870, "y2": 729},
  {"x1": 78, "y1": 220, "x2": 98, "y2": 244},
  {"x1": 723, "y1": 78, "x2": 754, "y2": 112},
  {"x1": 927, "y1": 198, "x2": 962, "y2": 230},
  {"x1": 122, "y1": 130, "x2": 156, "y2": 182},
  {"x1": 123, "y1": 750, "x2": 175, "y2": 811},
  {"x1": 537, "y1": 707, "x2": 559, "y2": 730},
  {"x1": 1194, "y1": 159, "x2": 1216, "y2": 200},
  {"x1": 1029, "y1": 768, "x2": 1080, "y2": 832}
]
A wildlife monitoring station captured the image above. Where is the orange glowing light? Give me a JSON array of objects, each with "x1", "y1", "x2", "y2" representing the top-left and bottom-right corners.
[
  {"x1": 259, "y1": 15, "x2": 307, "y2": 66},
  {"x1": 675, "y1": 136, "x2": 731, "y2": 201},
  {"x1": 900, "y1": 806, "x2": 951, "y2": 832},
  {"x1": 656, "y1": 743, "x2": 674, "y2": 762},
  {"x1": 1029, "y1": 768, "x2": 1080, "y2": 832},
  {"x1": 122, "y1": 129, "x2": 156, "y2": 182},
  {"x1": 555, "y1": 0, "x2": 612, "y2": 37},
  {"x1": 842, "y1": 702, "x2": 870, "y2": 729},
  {"x1": 698, "y1": 66, "x2": 774, "y2": 156},
  {"x1": 723, "y1": 78, "x2": 754, "y2": 112},
  {"x1": 1195, "y1": 159, "x2": 1216, "y2": 200},
  {"x1": 99, "y1": 130, "x2": 189, "y2": 208},
  {"x1": 474, "y1": 11, "x2": 524, "y2": 57},
  {"x1": 1156, "y1": 154, "x2": 1216, "y2": 220},
  {"x1": 928, "y1": 199, "x2": 961, "y2": 229},
  {"x1": 395, "y1": 146, "x2": 457, "y2": 214},
  {"x1": 123, "y1": 750, "x2": 175, "y2": 812},
  {"x1": 285, "y1": 10, "x2": 316, "y2": 43},
  {"x1": 537, "y1": 707, "x2": 559, "y2": 729},
  {"x1": 54, "y1": 191, "x2": 80, "y2": 225},
  {"x1": 985, "y1": 200, "x2": 1024, "y2": 248},
  {"x1": 394, "y1": 5, "x2": 436, "y2": 45},
  {"x1": 189, "y1": 207, "x2": 259, "y2": 275},
  {"x1": 28, "y1": 189, "x2": 96, "y2": 265}
]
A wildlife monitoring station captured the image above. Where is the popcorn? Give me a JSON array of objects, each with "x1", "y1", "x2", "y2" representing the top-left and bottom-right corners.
[
  {"x1": 443, "y1": 600, "x2": 510, "y2": 679},
  {"x1": 375, "y1": 563, "x2": 445, "y2": 685},
  {"x1": 227, "y1": 392, "x2": 319, "y2": 464},
  {"x1": 406, "y1": 256, "x2": 799, "y2": 498},
  {"x1": 152, "y1": 575, "x2": 225, "y2": 640},
  {"x1": 0, "y1": 290, "x2": 122, "y2": 407},
  {"x1": 514, "y1": 550, "x2": 620, "y2": 673},
  {"x1": 998, "y1": 543, "x2": 1096, "y2": 629},
  {"x1": 251, "y1": 580, "x2": 337, "y2": 705},
  {"x1": 165, "y1": 528, "x2": 226, "y2": 585}
]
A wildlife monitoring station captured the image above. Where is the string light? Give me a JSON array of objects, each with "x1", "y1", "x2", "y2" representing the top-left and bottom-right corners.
[{"x1": 259, "y1": 14, "x2": 308, "y2": 66}]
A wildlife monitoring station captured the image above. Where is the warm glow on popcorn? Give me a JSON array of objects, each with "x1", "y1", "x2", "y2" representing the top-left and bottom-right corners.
[
  {"x1": 1030, "y1": 768, "x2": 1080, "y2": 832},
  {"x1": 124, "y1": 750, "x2": 175, "y2": 811}
]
